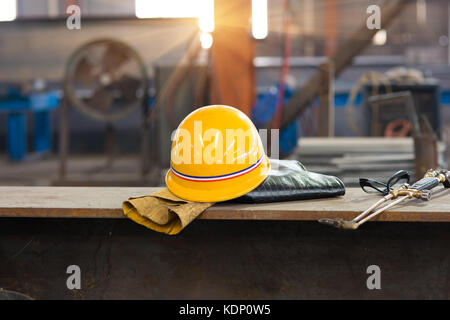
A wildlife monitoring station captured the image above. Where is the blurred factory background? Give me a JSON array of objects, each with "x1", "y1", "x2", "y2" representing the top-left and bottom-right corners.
[{"x1": 0, "y1": 0, "x2": 449, "y2": 186}]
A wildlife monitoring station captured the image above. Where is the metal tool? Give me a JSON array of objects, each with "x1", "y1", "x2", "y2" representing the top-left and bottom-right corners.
[{"x1": 319, "y1": 169, "x2": 450, "y2": 230}]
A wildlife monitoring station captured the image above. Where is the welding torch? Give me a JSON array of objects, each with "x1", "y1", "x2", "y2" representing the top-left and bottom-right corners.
[{"x1": 319, "y1": 169, "x2": 450, "y2": 230}]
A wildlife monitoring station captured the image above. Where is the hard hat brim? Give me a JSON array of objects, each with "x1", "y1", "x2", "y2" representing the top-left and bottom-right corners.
[{"x1": 165, "y1": 155, "x2": 271, "y2": 203}]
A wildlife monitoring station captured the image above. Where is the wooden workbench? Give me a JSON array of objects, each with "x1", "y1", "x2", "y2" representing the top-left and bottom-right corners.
[{"x1": 0, "y1": 186, "x2": 449, "y2": 222}]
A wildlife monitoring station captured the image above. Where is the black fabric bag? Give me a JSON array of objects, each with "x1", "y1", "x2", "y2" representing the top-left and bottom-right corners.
[{"x1": 232, "y1": 159, "x2": 345, "y2": 203}]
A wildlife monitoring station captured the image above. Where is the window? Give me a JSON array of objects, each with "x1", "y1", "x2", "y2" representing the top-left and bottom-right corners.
[
  {"x1": 135, "y1": 0, "x2": 214, "y2": 32},
  {"x1": 0, "y1": 0, "x2": 17, "y2": 21}
]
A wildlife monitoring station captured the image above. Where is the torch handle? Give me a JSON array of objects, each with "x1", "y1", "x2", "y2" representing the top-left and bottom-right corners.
[{"x1": 410, "y1": 177, "x2": 440, "y2": 191}]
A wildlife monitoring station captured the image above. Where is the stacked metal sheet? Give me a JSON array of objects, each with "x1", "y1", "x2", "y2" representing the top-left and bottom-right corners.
[{"x1": 289, "y1": 138, "x2": 447, "y2": 186}]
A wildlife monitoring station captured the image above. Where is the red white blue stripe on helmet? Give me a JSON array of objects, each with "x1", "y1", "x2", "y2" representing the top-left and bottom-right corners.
[{"x1": 170, "y1": 155, "x2": 264, "y2": 182}]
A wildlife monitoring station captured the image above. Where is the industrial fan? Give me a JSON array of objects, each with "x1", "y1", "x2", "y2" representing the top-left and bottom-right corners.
[
  {"x1": 58, "y1": 39, "x2": 151, "y2": 184},
  {"x1": 64, "y1": 38, "x2": 148, "y2": 121}
]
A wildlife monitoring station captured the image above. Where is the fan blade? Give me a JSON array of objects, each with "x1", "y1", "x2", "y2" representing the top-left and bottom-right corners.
[
  {"x1": 101, "y1": 43, "x2": 131, "y2": 73},
  {"x1": 73, "y1": 57, "x2": 96, "y2": 87}
]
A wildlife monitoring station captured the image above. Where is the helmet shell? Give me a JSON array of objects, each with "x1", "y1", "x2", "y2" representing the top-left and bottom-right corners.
[{"x1": 166, "y1": 105, "x2": 270, "y2": 202}]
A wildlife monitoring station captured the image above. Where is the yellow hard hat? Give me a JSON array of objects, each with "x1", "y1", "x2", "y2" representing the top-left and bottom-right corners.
[{"x1": 166, "y1": 105, "x2": 271, "y2": 202}]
